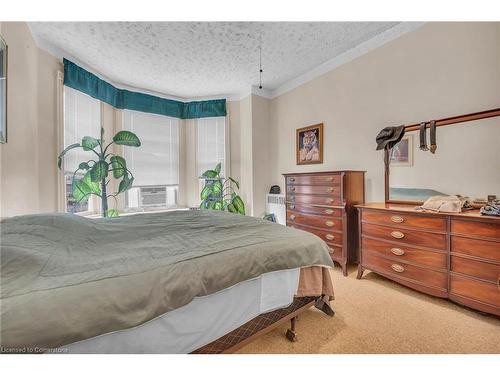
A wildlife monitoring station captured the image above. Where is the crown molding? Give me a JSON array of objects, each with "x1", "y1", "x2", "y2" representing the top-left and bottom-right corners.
[{"x1": 268, "y1": 22, "x2": 425, "y2": 99}]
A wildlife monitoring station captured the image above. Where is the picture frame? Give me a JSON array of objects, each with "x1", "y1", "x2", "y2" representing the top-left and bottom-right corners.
[
  {"x1": 389, "y1": 134, "x2": 413, "y2": 167},
  {"x1": 296, "y1": 123, "x2": 323, "y2": 165},
  {"x1": 0, "y1": 35, "x2": 7, "y2": 144}
]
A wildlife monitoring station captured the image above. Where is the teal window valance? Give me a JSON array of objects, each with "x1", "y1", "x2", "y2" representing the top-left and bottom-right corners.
[{"x1": 63, "y1": 59, "x2": 226, "y2": 119}]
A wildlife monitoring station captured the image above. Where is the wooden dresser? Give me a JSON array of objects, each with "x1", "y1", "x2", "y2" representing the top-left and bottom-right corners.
[
  {"x1": 284, "y1": 171, "x2": 365, "y2": 276},
  {"x1": 357, "y1": 203, "x2": 500, "y2": 316}
]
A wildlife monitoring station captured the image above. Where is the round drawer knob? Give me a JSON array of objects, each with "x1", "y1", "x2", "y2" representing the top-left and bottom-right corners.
[
  {"x1": 325, "y1": 221, "x2": 334, "y2": 227},
  {"x1": 324, "y1": 209, "x2": 333, "y2": 215},
  {"x1": 290, "y1": 204, "x2": 295, "y2": 210},
  {"x1": 390, "y1": 247, "x2": 405, "y2": 256},
  {"x1": 326, "y1": 234, "x2": 335, "y2": 241},
  {"x1": 289, "y1": 178, "x2": 295, "y2": 182},
  {"x1": 290, "y1": 187, "x2": 296, "y2": 191},
  {"x1": 391, "y1": 216, "x2": 405, "y2": 223},
  {"x1": 289, "y1": 214, "x2": 296, "y2": 220},
  {"x1": 390, "y1": 231, "x2": 405, "y2": 239},
  {"x1": 391, "y1": 264, "x2": 405, "y2": 273}
]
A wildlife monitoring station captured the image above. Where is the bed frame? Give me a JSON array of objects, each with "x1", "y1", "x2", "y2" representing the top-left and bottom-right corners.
[{"x1": 192, "y1": 296, "x2": 316, "y2": 354}]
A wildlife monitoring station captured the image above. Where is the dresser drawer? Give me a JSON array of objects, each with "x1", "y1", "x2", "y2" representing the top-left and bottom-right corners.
[
  {"x1": 288, "y1": 223, "x2": 343, "y2": 247},
  {"x1": 287, "y1": 185, "x2": 341, "y2": 196},
  {"x1": 451, "y1": 236, "x2": 500, "y2": 262},
  {"x1": 363, "y1": 252, "x2": 447, "y2": 289},
  {"x1": 286, "y1": 174, "x2": 341, "y2": 186},
  {"x1": 451, "y1": 219, "x2": 500, "y2": 240},
  {"x1": 287, "y1": 194, "x2": 342, "y2": 206},
  {"x1": 287, "y1": 211, "x2": 342, "y2": 231},
  {"x1": 361, "y1": 210, "x2": 446, "y2": 231},
  {"x1": 287, "y1": 203, "x2": 343, "y2": 217},
  {"x1": 361, "y1": 237, "x2": 446, "y2": 269},
  {"x1": 362, "y1": 223, "x2": 447, "y2": 250},
  {"x1": 450, "y1": 274, "x2": 500, "y2": 308},
  {"x1": 451, "y1": 256, "x2": 500, "y2": 284},
  {"x1": 327, "y1": 245, "x2": 343, "y2": 261}
]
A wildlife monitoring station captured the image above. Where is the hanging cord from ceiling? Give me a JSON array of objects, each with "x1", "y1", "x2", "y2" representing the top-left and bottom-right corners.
[{"x1": 259, "y1": 34, "x2": 263, "y2": 89}]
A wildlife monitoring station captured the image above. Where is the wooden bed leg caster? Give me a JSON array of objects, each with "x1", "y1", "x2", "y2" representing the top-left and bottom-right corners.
[
  {"x1": 356, "y1": 264, "x2": 364, "y2": 279},
  {"x1": 285, "y1": 316, "x2": 298, "y2": 342}
]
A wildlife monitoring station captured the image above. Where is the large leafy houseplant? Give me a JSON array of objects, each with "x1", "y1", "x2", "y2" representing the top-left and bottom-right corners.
[
  {"x1": 200, "y1": 163, "x2": 245, "y2": 215},
  {"x1": 57, "y1": 127, "x2": 141, "y2": 218}
]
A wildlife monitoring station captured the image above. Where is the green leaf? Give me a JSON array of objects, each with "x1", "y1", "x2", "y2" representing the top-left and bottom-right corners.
[
  {"x1": 214, "y1": 201, "x2": 223, "y2": 210},
  {"x1": 201, "y1": 169, "x2": 218, "y2": 178},
  {"x1": 90, "y1": 160, "x2": 109, "y2": 182},
  {"x1": 212, "y1": 180, "x2": 223, "y2": 195},
  {"x1": 101, "y1": 127, "x2": 105, "y2": 139},
  {"x1": 214, "y1": 163, "x2": 222, "y2": 174},
  {"x1": 72, "y1": 172, "x2": 101, "y2": 202},
  {"x1": 199, "y1": 201, "x2": 207, "y2": 210},
  {"x1": 110, "y1": 155, "x2": 127, "y2": 178},
  {"x1": 118, "y1": 174, "x2": 134, "y2": 193},
  {"x1": 227, "y1": 177, "x2": 240, "y2": 190},
  {"x1": 227, "y1": 203, "x2": 237, "y2": 213},
  {"x1": 113, "y1": 131, "x2": 141, "y2": 147},
  {"x1": 57, "y1": 143, "x2": 80, "y2": 169},
  {"x1": 106, "y1": 209, "x2": 119, "y2": 218},
  {"x1": 200, "y1": 184, "x2": 212, "y2": 200},
  {"x1": 79, "y1": 162, "x2": 90, "y2": 170},
  {"x1": 82, "y1": 136, "x2": 100, "y2": 151},
  {"x1": 232, "y1": 195, "x2": 245, "y2": 215},
  {"x1": 207, "y1": 201, "x2": 217, "y2": 209}
]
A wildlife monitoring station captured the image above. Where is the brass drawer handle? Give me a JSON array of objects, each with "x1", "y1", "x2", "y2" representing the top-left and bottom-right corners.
[
  {"x1": 326, "y1": 198, "x2": 334, "y2": 203},
  {"x1": 327, "y1": 187, "x2": 335, "y2": 193},
  {"x1": 290, "y1": 204, "x2": 295, "y2": 210},
  {"x1": 391, "y1": 264, "x2": 405, "y2": 273},
  {"x1": 329, "y1": 247, "x2": 335, "y2": 254},
  {"x1": 326, "y1": 176, "x2": 334, "y2": 182},
  {"x1": 289, "y1": 214, "x2": 296, "y2": 221},
  {"x1": 326, "y1": 234, "x2": 335, "y2": 241},
  {"x1": 391, "y1": 215, "x2": 405, "y2": 223},
  {"x1": 390, "y1": 247, "x2": 405, "y2": 256},
  {"x1": 324, "y1": 209, "x2": 333, "y2": 215},
  {"x1": 391, "y1": 231, "x2": 405, "y2": 239},
  {"x1": 325, "y1": 220, "x2": 334, "y2": 227},
  {"x1": 289, "y1": 177, "x2": 295, "y2": 182},
  {"x1": 290, "y1": 187, "x2": 296, "y2": 192}
]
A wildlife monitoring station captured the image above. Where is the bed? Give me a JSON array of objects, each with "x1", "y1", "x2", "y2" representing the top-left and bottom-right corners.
[{"x1": 0, "y1": 210, "x2": 334, "y2": 354}]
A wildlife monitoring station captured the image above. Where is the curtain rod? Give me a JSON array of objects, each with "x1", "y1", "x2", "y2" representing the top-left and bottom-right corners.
[{"x1": 403, "y1": 107, "x2": 500, "y2": 132}]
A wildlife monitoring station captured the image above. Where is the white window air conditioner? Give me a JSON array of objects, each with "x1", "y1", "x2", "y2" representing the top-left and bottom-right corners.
[
  {"x1": 140, "y1": 186, "x2": 168, "y2": 207},
  {"x1": 265, "y1": 194, "x2": 286, "y2": 225}
]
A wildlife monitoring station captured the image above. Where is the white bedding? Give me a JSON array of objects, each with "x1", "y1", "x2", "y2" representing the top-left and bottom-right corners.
[{"x1": 62, "y1": 268, "x2": 300, "y2": 353}]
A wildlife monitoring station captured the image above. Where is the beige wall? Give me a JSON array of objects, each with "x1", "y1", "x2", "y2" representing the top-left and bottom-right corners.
[
  {"x1": 0, "y1": 22, "x2": 61, "y2": 218},
  {"x1": 268, "y1": 22, "x2": 500, "y2": 202}
]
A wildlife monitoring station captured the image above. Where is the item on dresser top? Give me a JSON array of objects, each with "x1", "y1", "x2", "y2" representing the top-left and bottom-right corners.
[
  {"x1": 418, "y1": 120, "x2": 438, "y2": 153},
  {"x1": 375, "y1": 125, "x2": 405, "y2": 150},
  {"x1": 429, "y1": 120, "x2": 437, "y2": 153},
  {"x1": 269, "y1": 185, "x2": 281, "y2": 194},
  {"x1": 480, "y1": 204, "x2": 500, "y2": 216},
  {"x1": 416, "y1": 195, "x2": 471, "y2": 213}
]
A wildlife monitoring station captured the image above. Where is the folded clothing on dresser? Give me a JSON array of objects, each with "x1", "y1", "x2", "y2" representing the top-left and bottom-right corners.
[{"x1": 416, "y1": 195, "x2": 472, "y2": 213}]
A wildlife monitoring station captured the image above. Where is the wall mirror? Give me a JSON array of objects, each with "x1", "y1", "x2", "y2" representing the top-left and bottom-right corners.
[
  {"x1": 385, "y1": 109, "x2": 500, "y2": 204},
  {"x1": 0, "y1": 35, "x2": 6, "y2": 143}
]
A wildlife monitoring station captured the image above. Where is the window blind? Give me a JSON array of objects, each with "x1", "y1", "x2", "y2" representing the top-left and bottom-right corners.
[
  {"x1": 63, "y1": 86, "x2": 101, "y2": 174},
  {"x1": 196, "y1": 117, "x2": 225, "y2": 177},
  {"x1": 123, "y1": 110, "x2": 179, "y2": 186}
]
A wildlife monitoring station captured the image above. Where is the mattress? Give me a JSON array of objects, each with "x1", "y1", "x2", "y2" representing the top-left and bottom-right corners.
[{"x1": 62, "y1": 268, "x2": 301, "y2": 354}]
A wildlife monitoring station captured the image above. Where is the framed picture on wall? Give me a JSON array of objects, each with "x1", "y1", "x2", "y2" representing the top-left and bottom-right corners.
[
  {"x1": 296, "y1": 123, "x2": 323, "y2": 165},
  {"x1": 390, "y1": 134, "x2": 413, "y2": 167},
  {"x1": 0, "y1": 35, "x2": 7, "y2": 144}
]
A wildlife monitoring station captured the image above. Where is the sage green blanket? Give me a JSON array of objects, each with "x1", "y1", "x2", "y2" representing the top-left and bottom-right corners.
[{"x1": 0, "y1": 210, "x2": 333, "y2": 350}]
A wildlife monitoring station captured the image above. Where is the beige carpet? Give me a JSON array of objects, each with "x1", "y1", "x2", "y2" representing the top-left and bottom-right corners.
[{"x1": 237, "y1": 265, "x2": 500, "y2": 354}]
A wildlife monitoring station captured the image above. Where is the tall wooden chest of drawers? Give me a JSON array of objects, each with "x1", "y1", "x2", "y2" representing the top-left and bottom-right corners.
[
  {"x1": 357, "y1": 203, "x2": 500, "y2": 316},
  {"x1": 284, "y1": 171, "x2": 365, "y2": 276}
]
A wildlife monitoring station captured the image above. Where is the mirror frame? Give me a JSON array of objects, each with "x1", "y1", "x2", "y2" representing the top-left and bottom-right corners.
[
  {"x1": 0, "y1": 34, "x2": 7, "y2": 144},
  {"x1": 384, "y1": 107, "x2": 500, "y2": 204}
]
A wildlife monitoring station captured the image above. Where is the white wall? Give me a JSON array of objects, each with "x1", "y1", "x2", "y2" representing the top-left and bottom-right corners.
[{"x1": 268, "y1": 22, "x2": 500, "y2": 202}]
